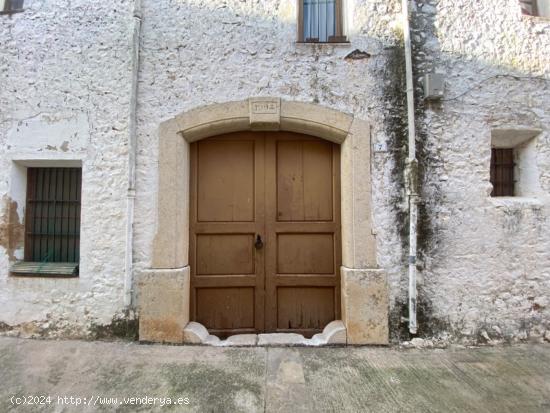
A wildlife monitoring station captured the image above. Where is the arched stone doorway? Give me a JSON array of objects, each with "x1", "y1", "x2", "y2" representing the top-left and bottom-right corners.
[{"x1": 138, "y1": 98, "x2": 389, "y2": 345}]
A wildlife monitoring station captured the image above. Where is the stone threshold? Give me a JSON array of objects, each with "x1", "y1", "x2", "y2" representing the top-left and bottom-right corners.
[{"x1": 183, "y1": 320, "x2": 347, "y2": 347}]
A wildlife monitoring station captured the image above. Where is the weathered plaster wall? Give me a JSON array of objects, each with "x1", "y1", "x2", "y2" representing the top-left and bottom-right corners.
[
  {"x1": 133, "y1": 0, "x2": 550, "y2": 344},
  {"x1": 0, "y1": 0, "x2": 135, "y2": 337},
  {"x1": 1, "y1": 0, "x2": 548, "y2": 343},
  {"x1": 133, "y1": 0, "x2": 408, "y2": 318},
  {"x1": 406, "y1": 0, "x2": 550, "y2": 343}
]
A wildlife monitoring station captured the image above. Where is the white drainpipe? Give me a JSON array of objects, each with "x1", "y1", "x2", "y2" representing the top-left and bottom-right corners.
[
  {"x1": 124, "y1": 0, "x2": 142, "y2": 307},
  {"x1": 402, "y1": 0, "x2": 418, "y2": 334}
]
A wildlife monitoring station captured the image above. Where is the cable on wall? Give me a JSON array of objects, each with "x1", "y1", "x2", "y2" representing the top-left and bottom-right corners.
[{"x1": 439, "y1": 74, "x2": 550, "y2": 102}]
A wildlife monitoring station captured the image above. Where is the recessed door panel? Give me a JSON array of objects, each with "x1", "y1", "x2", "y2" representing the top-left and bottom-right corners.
[
  {"x1": 197, "y1": 140, "x2": 255, "y2": 222},
  {"x1": 196, "y1": 287, "x2": 255, "y2": 330},
  {"x1": 277, "y1": 287, "x2": 335, "y2": 330},
  {"x1": 277, "y1": 140, "x2": 333, "y2": 222},
  {"x1": 196, "y1": 234, "x2": 255, "y2": 275},
  {"x1": 277, "y1": 233, "x2": 334, "y2": 274}
]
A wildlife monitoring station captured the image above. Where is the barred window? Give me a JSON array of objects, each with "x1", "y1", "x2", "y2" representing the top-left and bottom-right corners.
[
  {"x1": 25, "y1": 168, "x2": 82, "y2": 263},
  {"x1": 298, "y1": 0, "x2": 346, "y2": 43},
  {"x1": 490, "y1": 149, "x2": 515, "y2": 197},
  {"x1": 0, "y1": 0, "x2": 24, "y2": 15}
]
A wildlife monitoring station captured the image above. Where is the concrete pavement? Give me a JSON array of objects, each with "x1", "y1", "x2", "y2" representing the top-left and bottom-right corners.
[{"x1": 1, "y1": 337, "x2": 549, "y2": 412}]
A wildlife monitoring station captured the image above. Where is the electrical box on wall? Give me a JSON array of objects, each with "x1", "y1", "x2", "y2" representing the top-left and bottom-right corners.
[{"x1": 424, "y1": 73, "x2": 445, "y2": 100}]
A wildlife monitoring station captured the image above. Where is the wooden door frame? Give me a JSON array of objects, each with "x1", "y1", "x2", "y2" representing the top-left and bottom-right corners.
[{"x1": 141, "y1": 98, "x2": 389, "y2": 345}]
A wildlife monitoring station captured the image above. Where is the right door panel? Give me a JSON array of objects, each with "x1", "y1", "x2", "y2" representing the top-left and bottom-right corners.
[{"x1": 265, "y1": 132, "x2": 341, "y2": 337}]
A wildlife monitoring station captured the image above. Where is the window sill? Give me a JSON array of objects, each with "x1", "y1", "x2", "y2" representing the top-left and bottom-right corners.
[
  {"x1": 10, "y1": 262, "x2": 79, "y2": 278},
  {"x1": 489, "y1": 196, "x2": 544, "y2": 208},
  {"x1": 522, "y1": 14, "x2": 550, "y2": 21},
  {"x1": 0, "y1": 10, "x2": 24, "y2": 16},
  {"x1": 296, "y1": 37, "x2": 350, "y2": 46}
]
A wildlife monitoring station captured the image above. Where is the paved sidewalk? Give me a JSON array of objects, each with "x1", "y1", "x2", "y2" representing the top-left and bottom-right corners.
[{"x1": 1, "y1": 337, "x2": 549, "y2": 412}]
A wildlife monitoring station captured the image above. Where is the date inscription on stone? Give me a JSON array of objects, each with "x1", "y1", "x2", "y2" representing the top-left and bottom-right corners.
[
  {"x1": 252, "y1": 101, "x2": 278, "y2": 114},
  {"x1": 249, "y1": 97, "x2": 280, "y2": 131}
]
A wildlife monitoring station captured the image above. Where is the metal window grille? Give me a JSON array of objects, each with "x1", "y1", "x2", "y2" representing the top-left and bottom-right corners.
[
  {"x1": 520, "y1": 0, "x2": 550, "y2": 16},
  {"x1": 490, "y1": 148, "x2": 515, "y2": 197},
  {"x1": 1, "y1": 0, "x2": 24, "y2": 13},
  {"x1": 25, "y1": 168, "x2": 82, "y2": 263},
  {"x1": 520, "y1": 0, "x2": 537, "y2": 15},
  {"x1": 303, "y1": 0, "x2": 336, "y2": 42}
]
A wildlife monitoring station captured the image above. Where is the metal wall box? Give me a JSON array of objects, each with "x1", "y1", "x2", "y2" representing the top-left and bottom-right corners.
[{"x1": 424, "y1": 73, "x2": 445, "y2": 100}]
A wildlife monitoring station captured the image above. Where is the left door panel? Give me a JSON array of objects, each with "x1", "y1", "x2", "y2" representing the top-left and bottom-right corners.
[{"x1": 189, "y1": 133, "x2": 265, "y2": 337}]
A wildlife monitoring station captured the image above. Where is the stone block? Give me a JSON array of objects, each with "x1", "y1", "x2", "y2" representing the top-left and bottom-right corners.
[
  {"x1": 280, "y1": 101, "x2": 352, "y2": 143},
  {"x1": 340, "y1": 118, "x2": 377, "y2": 269},
  {"x1": 203, "y1": 334, "x2": 222, "y2": 345},
  {"x1": 249, "y1": 97, "x2": 280, "y2": 131},
  {"x1": 182, "y1": 321, "x2": 210, "y2": 344},
  {"x1": 341, "y1": 267, "x2": 389, "y2": 345},
  {"x1": 177, "y1": 100, "x2": 249, "y2": 143},
  {"x1": 136, "y1": 267, "x2": 190, "y2": 343},
  {"x1": 258, "y1": 333, "x2": 308, "y2": 346},
  {"x1": 309, "y1": 320, "x2": 347, "y2": 345},
  {"x1": 222, "y1": 334, "x2": 258, "y2": 346},
  {"x1": 153, "y1": 121, "x2": 189, "y2": 269}
]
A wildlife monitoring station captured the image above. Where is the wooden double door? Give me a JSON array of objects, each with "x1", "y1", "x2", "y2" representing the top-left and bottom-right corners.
[{"x1": 190, "y1": 131, "x2": 341, "y2": 338}]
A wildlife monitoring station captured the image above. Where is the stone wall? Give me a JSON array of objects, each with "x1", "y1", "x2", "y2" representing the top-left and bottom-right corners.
[
  {"x1": 0, "y1": 0, "x2": 135, "y2": 337},
  {"x1": 132, "y1": 0, "x2": 408, "y2": 337},
  {"x1": 1, "y1": 0, "x2": 548, "y2": 343},
  {"x1": 403, "y1": 0, "x2": 550, "y2": 343},
  {"x1": 133, "y1": 0, "x2": 550, "y2": 344}
]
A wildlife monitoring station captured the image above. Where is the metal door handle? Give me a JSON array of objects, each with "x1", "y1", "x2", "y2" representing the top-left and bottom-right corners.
[{"x1": 255, "y1": 235, "x2": 264, "y2": 250}]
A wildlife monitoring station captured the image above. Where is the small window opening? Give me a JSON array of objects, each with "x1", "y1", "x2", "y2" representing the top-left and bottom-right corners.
[
  {"x1": 299, "y1": 0, "x2": 347, "y2": 43},
  {"x1": 491, "y1": 128, "x2": 542, "y2": 199},
  {"x1": 520, "y1": 0, "x2": 550, "y2": 17},
  {"x1": 490, "y1": 148, "x2": 515, "y2": 197},
  {"x1": 0, "y1": 0, "x2": 24, "y2": 15}
]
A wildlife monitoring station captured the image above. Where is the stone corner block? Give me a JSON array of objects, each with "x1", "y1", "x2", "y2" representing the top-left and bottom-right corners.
[
  {"x1": 136, "y1": 267, "x2": 190, "y2": 344},
  {"x1": 323, "y1": 320, "x2": 347, "y2": 344},
  {"x1": 341, "y1": 267, "x2": 389, "y2": 345},
  {"x1": 309, "y1": 320, "x2": 347, "y2": 346},
  {"x1": 183, "y1": 321, "x2": 210, "y2": 344},
  {"x1": 182, "y1": 321, "x2": 226, "y2": 345}
]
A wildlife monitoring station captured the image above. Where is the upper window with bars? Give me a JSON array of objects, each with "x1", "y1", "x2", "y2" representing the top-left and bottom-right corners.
[
  {"x1": 520, "y1": 0, "x2": 550, "y2": 17},
  {"x1": 298, "y1": 0, "x2": 347, "y2": 43},
  {"x1": 0, "y1": 0, "x2": 24, "y2": 15}
]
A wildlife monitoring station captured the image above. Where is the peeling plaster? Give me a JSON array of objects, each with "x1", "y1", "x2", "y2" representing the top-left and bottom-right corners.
[{"x1": 0, "y1": 196, "x2": 24, "y2": 261}]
